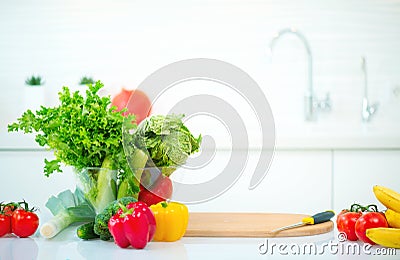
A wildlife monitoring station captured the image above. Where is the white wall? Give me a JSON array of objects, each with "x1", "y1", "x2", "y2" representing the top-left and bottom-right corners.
[{"x1": 1, "y1": 0, "x2": 400, "y2": 138}]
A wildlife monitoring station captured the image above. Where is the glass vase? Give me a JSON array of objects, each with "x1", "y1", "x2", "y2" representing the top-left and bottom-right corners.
[{"x1": 74, "y1": 167, "x2": 117, "y2": 214}]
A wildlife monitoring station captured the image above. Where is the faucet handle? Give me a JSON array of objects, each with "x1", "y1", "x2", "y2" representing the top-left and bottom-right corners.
[
  {"x1": 368, "y1": 102, "x2": 379, "y2": 115},
  {"x1": 362, "y1": 98, "x2": 379, "y2": 122}
]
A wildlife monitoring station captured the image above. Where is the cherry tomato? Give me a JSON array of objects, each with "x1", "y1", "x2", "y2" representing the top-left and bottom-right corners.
[
  {"x1": 3, "y1": 204, "x2": 17, "y2": 216},
  {"x1": 11, "y1": 209, "x2": 39, "y2": 238},
  {"x1": 0, "y1": 213, "x2": 11, "y2": 237},
  {"x1": 0, "y1": 202, "x2": 17, "y2": 237},
  {"x1": 336, "y1": 209, "x2": 349, "y2": 224},
  {"x1": 355, "y1": 212, "x2": 388, "y2": 244},
  {"x1": 336, "y1": 211, "x2": 362, "y2": 241}
]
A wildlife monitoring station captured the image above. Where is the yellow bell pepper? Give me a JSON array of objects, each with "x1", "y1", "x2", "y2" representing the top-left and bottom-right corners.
[{"x1": 150, "y1": 201, "x2": 189, "y2": 242}]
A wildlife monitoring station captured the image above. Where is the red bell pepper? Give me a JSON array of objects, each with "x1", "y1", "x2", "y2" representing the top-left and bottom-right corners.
[{"x1": 108, "y1": 201, "x2": 156, "y2": 249}]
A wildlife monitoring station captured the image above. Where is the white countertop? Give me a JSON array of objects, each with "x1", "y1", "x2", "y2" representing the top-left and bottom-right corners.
[{"x1": 1, "y1": 227, "x2": 398, "y2": 259}]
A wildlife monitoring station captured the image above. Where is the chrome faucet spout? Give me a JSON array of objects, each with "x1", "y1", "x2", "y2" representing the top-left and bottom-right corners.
[
  {"x1": 269, "y1": 28, "x2": 330, "y2": 121},
  {"x1": 361, "y1": 57, "x2": 378, "y2": 122},
  {"x1": 270, "y1": 29, "x2": 313, "y2": 95}
]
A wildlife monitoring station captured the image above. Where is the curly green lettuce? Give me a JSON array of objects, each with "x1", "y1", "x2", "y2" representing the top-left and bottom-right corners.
[{"x1": 8, "y1": 81, "x2": 136, "y2": 178}]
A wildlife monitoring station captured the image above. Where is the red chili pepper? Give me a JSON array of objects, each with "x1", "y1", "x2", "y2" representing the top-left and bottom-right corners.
[{"x1": 108, "y1": 202, "x2": 156, "y2": 249}]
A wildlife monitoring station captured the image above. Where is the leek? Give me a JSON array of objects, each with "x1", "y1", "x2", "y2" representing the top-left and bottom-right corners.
[{"x1": 40, "y1": 189, "x2": 95, "y2": 239}]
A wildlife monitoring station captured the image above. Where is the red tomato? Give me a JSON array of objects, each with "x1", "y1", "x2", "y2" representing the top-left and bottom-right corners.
[
  {"x1": 336, "y1": 211, "x2": 362, "y2": 241},
  {"x1": 111, "y1": 89, "x2": 131, "y2": 113},
  {"x1": 138, "y1": 175, "x2": 173, "y2": 207},
  {"x1": 355, "y1": 212, "x2": 388, "y2": 244},
  {"x1": 336, "y1": 209, "x2": 349, "y2": 223},
  {"x1": 0, "y1": 202, "x2": 17, "y2": 237},
  {"x1": 3, "y1": 204, "x2": 17, "y2": 215},
  {"x1": 111, "y1": 88, "x2": 152, "y2": 124},
  {"x1": 11, "y1": 209, "x2": 39, "y2": 238},
  {"x1": 0, "y1": 214, "x2": 11, "y2": 237}
]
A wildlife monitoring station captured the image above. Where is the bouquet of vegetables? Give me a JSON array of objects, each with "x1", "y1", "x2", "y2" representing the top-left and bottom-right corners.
[{"x1": 8, "y1": 81, "x2": 201, "y2": 238}]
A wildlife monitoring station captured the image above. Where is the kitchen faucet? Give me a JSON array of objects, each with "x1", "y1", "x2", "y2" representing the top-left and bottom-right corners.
[
  {"x1": 269, "y1": 28, "x2": 331, "y2": 121},
  {"x1": 361, "y1": 57, "x2": 378, "y2": 122}
]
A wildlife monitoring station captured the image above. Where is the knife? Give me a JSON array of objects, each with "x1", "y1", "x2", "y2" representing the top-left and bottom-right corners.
[{"x1": 271, "y1": 210, "x2": 335, "y2": 233}]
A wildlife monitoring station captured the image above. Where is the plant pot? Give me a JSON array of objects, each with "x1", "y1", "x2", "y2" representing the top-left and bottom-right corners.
[
  {"x1": 74, "y1": 167, "x2": 118, "y2": 214},
  {"x1": 23, "y1": 85, "x2": 45, "y2": 112}
]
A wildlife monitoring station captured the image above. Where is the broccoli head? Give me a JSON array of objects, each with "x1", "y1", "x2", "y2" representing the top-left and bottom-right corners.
[{"x1": 93, "y1": 196, "x2": 137, "y2": 240}]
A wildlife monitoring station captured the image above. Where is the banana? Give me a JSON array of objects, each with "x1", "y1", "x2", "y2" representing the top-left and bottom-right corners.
[
  {"x1": 385, "y1": 209, "x2": 400, "y2": 228},
  {"x1": 366, "y1": 228, "x2": 400, "y2": 248},
  {"x1": 373, "y1": 185, "x2": 400, "y2": 212}
]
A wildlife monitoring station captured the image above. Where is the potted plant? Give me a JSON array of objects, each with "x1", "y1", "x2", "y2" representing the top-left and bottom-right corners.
[
  {"x1": 24, "y1": 75, "x2": 45, "y2": 111},
  {"x1": 69, "y1": 76, "x2": 95, "y2": 95},
  {"x1": 79, "y1": 76, "x2": 95, "y2": 85}
]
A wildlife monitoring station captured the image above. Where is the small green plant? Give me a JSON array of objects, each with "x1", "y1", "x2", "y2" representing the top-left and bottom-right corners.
[
  {"x1": 79, "y1": 76, "x2": 95, "y2": 85},
  {"x1": 25, "y1": 75, "x2": 44, "y2": 86}
]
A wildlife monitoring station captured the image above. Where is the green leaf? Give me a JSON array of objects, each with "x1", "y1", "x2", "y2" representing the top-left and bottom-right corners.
[{"x1": 44, "y1": 159, "x2": 62, "y2": 177}]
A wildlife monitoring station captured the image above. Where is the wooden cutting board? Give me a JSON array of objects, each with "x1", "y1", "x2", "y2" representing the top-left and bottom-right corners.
[{"x1": 184, "y1": 213, "x2": 334, "y2": 237}]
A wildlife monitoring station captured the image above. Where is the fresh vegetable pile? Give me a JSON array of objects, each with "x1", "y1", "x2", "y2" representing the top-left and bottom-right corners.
[
  {"x1": 7, "y1": 81, "x2": 200, "y2": 246},
  {"x1": 76, "y1": 198, "x2": 189, "y2": 249},
  {"x1": 0, "y1": 201, "x2": 39, "y2": 238},
  {"x1": 336, "y1": 185, "x2": 400, "y2": 249},
  {"x1": 106, "y1": 200, "x2": 188, "y2": 248}
]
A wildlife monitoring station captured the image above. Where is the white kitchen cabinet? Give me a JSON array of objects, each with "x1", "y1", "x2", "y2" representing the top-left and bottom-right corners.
[
  {"x1": 4, "y1": 149, "x2": 400, "y2": 219},
  {"x1": 0, "y1": 150, "x2": 75, "y2": 220},
  {"x1": 0, "y1": 149, "x2": 332, "y2": 218},
  {"x1": 188, "y1": 150, "x2": 333, "y2": 214},
  {"x1": 333, "y1": 150, "x2": 400, "y2": 212}
]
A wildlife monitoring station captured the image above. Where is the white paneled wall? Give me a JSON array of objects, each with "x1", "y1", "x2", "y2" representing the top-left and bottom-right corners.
[
  {"x1": 1, "y1": 0, "x2": 400, "y2": 137},
  {"x1": 333, "y1": 150, "x2": 400, "y2": 211},
  {"x1": 187, "y1": 150, "x2": 332, "y2": 214}
]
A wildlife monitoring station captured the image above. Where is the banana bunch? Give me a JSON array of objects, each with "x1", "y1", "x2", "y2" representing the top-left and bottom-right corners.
[{"x1": 367, "y1": 185, "x2": 400, "y2": 248}]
